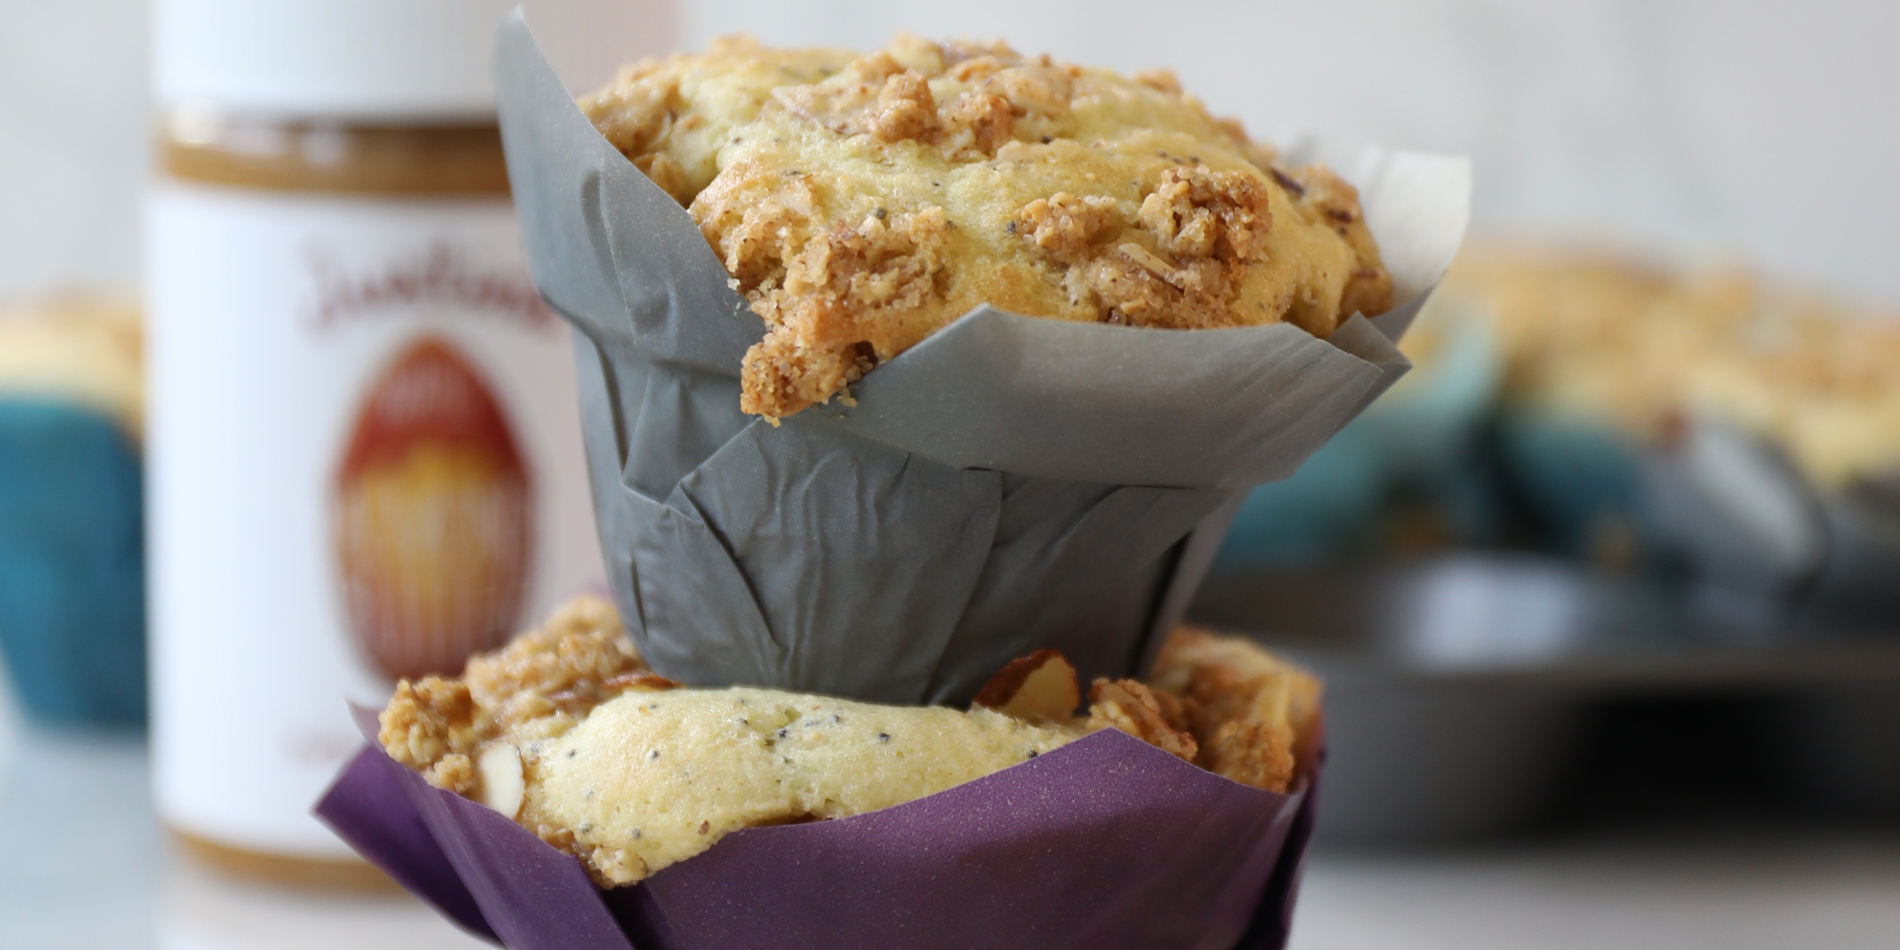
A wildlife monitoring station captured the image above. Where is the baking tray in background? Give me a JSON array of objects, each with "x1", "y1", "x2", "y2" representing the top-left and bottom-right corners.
[{"x1": 1188, "y1": 553, "x2": 1900, "y2": 846}]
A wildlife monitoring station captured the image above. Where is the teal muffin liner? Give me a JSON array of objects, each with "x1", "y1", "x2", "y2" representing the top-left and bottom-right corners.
[{"x1": 0, "y1": 397, "x2": 145, "y2": 723}]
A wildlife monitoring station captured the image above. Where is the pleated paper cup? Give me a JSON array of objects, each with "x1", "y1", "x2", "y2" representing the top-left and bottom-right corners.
[{"x1": 495, "y1": 14, "x2": 1471, "y2": 703}]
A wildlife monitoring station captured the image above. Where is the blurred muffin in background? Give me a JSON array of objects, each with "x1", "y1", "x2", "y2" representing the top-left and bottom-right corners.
[
  {"x1": 0, "y1": 293, "x2": 146, "y2": 724},
  {"x1": 1433, "y1": 243, "x2": 1900, "y2": 593},
  {"x1": 1218, "y1": 243, "x2": 1900, "y2": 575},
  {"x1": 1445, "y1": 243, "x2": 1900, "y2": 489}
]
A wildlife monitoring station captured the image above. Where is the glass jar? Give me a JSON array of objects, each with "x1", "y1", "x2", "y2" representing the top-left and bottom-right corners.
[{"x1": 146, "y1": 0, "x2": 663, "y2": 887}]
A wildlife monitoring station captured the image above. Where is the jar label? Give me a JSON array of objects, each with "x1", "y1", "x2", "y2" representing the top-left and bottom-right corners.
[
  {"x1": 147, "y1": 184, "x2": 605, "y2": 857},
  {"x1": 335, "y1": 336, "x2": 534, "y2": 681}
]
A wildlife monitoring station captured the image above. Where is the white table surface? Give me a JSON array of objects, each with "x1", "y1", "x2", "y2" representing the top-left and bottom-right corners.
[{"x1": 4, "y1": 676, "x2": 1898, "y2": 950}]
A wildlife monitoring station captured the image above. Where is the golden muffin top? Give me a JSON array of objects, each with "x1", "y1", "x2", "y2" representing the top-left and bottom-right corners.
[
  {"x1": 0, "y1": 294, "x2": 143, "y2": 437},
  {"x1": 581, "y1": 35, "x2": 1393, "y2": 418}
]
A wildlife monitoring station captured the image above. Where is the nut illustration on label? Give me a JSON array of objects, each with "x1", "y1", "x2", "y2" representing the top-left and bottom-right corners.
[{"x1": 334, "y1": 336, "x2": 533, "y2": 680}]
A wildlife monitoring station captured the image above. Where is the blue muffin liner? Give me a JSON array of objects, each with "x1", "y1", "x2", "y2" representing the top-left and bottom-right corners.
[{"x1": 0, "y1": 396, "x2": 145, "y2": 724}]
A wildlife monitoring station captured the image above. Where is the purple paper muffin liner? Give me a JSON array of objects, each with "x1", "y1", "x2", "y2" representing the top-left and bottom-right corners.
[{"x1": 318, "y1": 709, "x2": 1318, "y2": 950}]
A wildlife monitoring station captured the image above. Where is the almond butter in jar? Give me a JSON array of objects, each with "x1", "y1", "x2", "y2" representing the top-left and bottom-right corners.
[{"x1": 146, "y1": 0, "x2": 672, "y2": 887}]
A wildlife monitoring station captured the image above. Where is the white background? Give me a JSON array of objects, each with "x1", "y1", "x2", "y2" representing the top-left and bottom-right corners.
[{"x1": 3, "y1": 0, "x2": 1899, "y2": 306}]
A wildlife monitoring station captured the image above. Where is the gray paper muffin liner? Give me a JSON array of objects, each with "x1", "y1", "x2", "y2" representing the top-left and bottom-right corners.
[{"x1": 496, "y1": 13, "x2": 1470, "y2": 702}]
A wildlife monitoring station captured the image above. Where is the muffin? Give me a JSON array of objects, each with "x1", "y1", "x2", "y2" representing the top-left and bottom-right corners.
[
  {"x1": 0, "y1": 294, "x2": 146, "y2": 724},
  {"x1": 580, "y1": 35, "x2": 1395, "y2": 419},
  {"x1": 318, "y1": 19, "x2": 1472, "y2": 948},
  {"x1": 379, "y1": 597, "x2": 1321, "y2": 886},
  {"x1": 1445, "y1": 244, "x2": 1900, "y2": 489},
  {"x1": 474, "y1": 15, "x2": 1463, "y2": 709}
]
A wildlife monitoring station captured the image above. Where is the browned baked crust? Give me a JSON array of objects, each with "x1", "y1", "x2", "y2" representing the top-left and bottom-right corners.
[{"x1": 582, "y1": 35, "x2": 1394, "y2": 419}]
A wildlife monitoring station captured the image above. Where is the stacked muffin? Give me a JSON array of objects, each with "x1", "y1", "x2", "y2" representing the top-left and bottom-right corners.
[
  {"x1": 383, "y1": 31, "x2": 1351, "y2": 888},
  {"x1": 323, "y1": 22, "x2": 1468, "y2": 950}
]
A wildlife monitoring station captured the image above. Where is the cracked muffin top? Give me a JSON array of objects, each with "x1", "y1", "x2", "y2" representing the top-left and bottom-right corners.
[{"x1": 581, "y1": 34, "x2": 1394, "y2": 419}]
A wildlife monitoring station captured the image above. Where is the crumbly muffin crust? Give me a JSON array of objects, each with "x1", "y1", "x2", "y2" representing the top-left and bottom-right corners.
[
  {"x1": 581, "y1": 35, "x2": 1393, "y2": 419},
  {"x1": 382, "y1": 598, "x2": 1321, "y2": 886}
]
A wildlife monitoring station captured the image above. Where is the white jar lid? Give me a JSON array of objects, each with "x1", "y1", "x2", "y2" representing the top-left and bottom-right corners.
[{"x1": 153, "y1": 0, "x2": 676, "y2": 120}]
